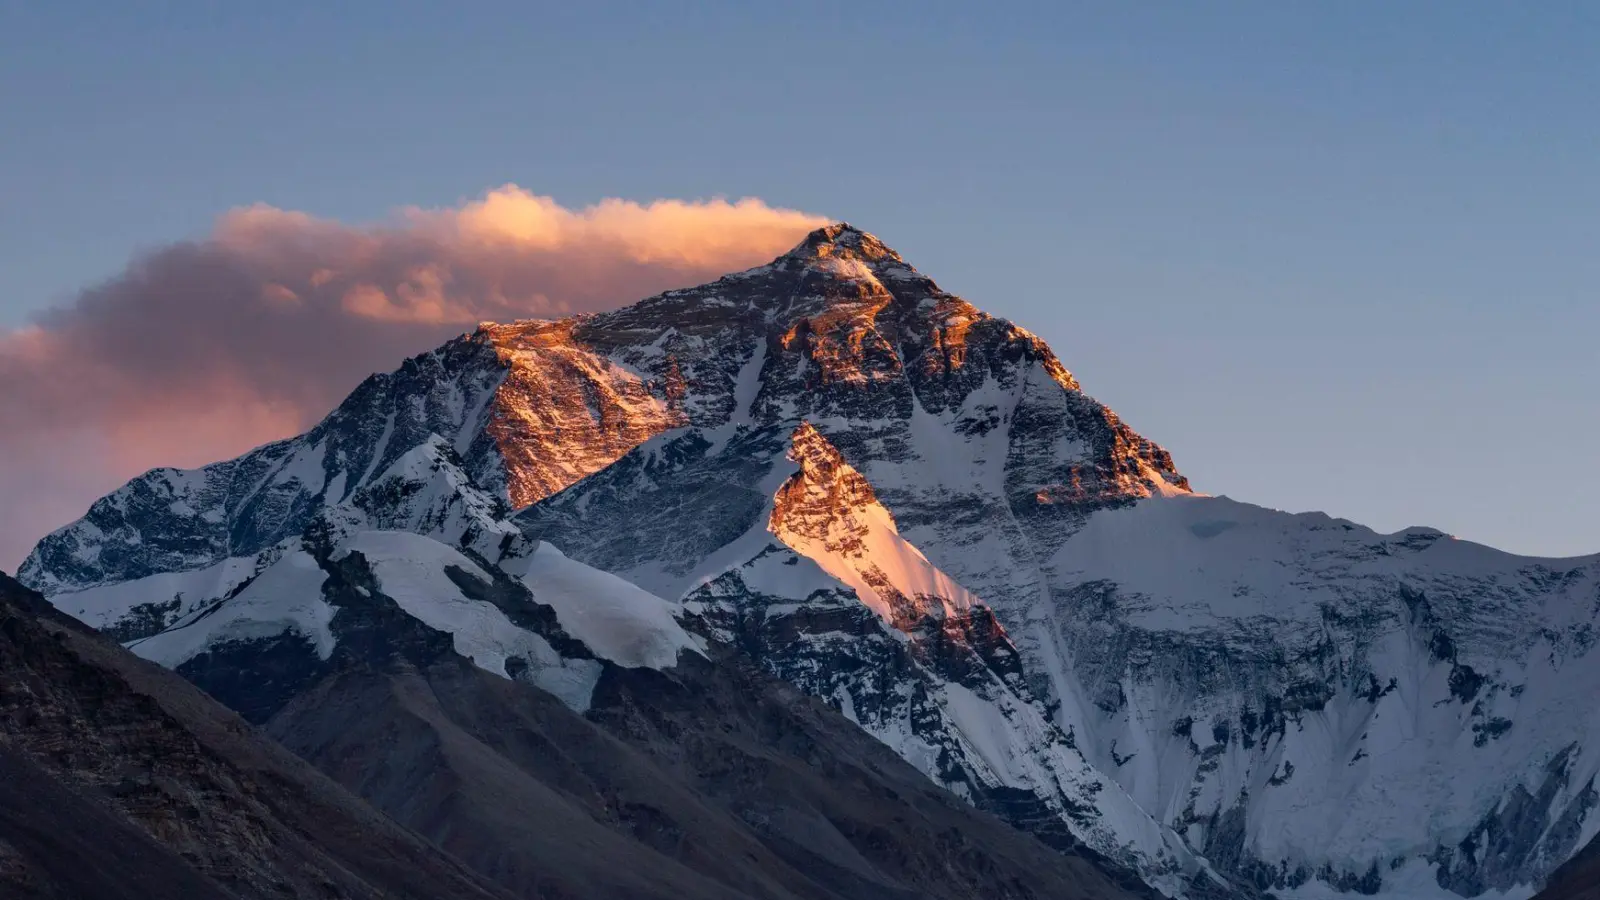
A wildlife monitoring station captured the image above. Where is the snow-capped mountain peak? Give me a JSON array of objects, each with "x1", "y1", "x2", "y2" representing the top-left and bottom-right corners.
[
  {"x1": 781, "y1": 222, "x2": 899, "y2": 260},
  {"x1": 22, "y1": 225, "x2": 1600, "y2": 900},
  {"x1": 770, "y1": 221, "x2": 919, "y2": 281}
]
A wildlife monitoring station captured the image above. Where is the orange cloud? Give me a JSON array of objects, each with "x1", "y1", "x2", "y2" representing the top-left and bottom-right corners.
[{"x1": 0, "y1": 186, "x2": 829, "y2": 570}]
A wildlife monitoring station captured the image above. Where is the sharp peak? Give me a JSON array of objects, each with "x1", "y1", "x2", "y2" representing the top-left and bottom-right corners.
[
  {"x1": 470, "y1": 223, "x2": 933, "y2": 338},
  {"x1": 782, "y1": 222, "x2": 904, "y2": 264}
]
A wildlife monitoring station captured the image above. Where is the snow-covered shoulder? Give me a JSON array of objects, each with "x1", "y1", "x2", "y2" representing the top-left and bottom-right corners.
[
  {"x1": 129, "y1": 546, "x2": 337, "y2": 669},
  {"x1": 504, "y1": 542, "x2": 702, "y2": 670},
  {"x1": 334, "y1": 530, "x2": 602, "y2": 710},
  {"x1": 1047, "y1": 492, "x2": 1598, "y2": 630}
]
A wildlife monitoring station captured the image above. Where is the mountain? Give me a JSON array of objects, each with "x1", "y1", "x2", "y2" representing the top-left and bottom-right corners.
[
  {"x1": 18, "y1": 225, "x2": 1179, "y2": 597},
  {"x1": 21, "y1": 224, "x2": 1600, "y2": 899},
  {"x1": 13, "y1": 448, "x2": 1147, "y2": 899}
]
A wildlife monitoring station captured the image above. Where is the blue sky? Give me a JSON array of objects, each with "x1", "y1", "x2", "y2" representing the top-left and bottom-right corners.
[{"x1": 2, "y1": 1, "x2": 1597, "y2": 556}]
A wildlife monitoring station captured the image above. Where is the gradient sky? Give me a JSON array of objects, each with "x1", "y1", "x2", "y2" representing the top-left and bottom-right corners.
[{"x1": 2, "y1": 1, "x2": 1597, "y2": 557}]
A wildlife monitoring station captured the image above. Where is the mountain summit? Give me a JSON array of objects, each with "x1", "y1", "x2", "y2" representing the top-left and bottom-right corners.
[
  {"x1": 23, "y1": 225, "x2": 1185, "y2": 592},
  {"x1": 781, "y1": 221, "x2": 899, "y2": 258},
  {"x1": 21, "y1": 227, "x2": 1600, "y2": 900}
]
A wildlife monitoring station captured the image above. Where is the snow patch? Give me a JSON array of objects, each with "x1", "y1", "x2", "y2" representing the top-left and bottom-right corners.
[
  {"x1": 130, "y1": 547, "x2": 336, "y2": 668},
  {"x1": 507, "y1": 542, "x2": 701, "y2": 670}
]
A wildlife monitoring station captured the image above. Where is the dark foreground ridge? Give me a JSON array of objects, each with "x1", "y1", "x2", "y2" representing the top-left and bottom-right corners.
[{"x1": 0, "y1": 569, "x2": 508, "y2": 900}]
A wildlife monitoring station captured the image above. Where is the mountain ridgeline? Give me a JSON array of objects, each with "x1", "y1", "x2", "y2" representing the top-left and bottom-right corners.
[{"x1": 18, "y1": 225, "x2": 1600, "y2": 900}]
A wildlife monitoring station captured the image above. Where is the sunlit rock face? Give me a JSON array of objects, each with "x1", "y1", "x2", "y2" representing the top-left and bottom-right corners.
[
  {"x1": 23, "y1": 224, "x2": 1600, "y2": 900},
  {"x1": 676, "y1": 421, "x2": 1212, "y2": 896}
]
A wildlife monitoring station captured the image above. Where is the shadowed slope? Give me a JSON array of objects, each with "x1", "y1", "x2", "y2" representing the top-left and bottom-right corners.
[{"x1": 0, "y1": 570, "x2": 510, "y2": 900}]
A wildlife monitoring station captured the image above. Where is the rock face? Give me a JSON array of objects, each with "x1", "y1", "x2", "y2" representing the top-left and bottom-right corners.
[{"x1": 20, "y1": 224, "x2": 1600, "y2": 899}]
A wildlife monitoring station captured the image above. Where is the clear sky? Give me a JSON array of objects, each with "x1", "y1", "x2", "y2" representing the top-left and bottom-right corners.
[{"x1": 2, "y1": 1, "x2": 1597, "y2": 557}]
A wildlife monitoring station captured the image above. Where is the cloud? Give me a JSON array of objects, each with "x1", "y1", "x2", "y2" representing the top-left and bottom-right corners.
[{"x1": 0, "y1": 186, "x2": 828, "y2": 570}]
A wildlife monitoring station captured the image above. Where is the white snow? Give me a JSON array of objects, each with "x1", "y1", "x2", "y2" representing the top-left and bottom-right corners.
[
  {"x1": 337, "y1": 530, "x2": 602, "y2": 711},
  {"x1": 56, "y1": 553, "x2": 264, "y2": 632},
  {"x1": 357, "y1": 410, "x2": 398, "y2": 486},
  {"x1": 272, "y1": 441, "x2": 329, "y2": 496},
  {"x1": 773, "y1": 490, "x2": 978, "y2": 623},
  {"x1": 131, "y1": 546, "x2": 336, "y2": 668},
  {"x1": 507, "y1": 542, "x2": 701, "y2": 670},
  {"x1": 732, "y1": 544, "x2": 852, "y2": 602},
  {"x1": 940, "y1": 681, "x2": 1027, "y2": 783},
  {"x1": 1034, "y1": 491, "x2": 1600, "y2": 898},
  {"x1": 768, "y1": 424, "x2": 979, "y2": 625}
]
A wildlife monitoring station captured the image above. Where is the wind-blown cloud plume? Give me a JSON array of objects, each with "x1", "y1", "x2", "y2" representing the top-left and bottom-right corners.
[{"x1": 0, "y1": 186, "x2": 829, "y2": 569}]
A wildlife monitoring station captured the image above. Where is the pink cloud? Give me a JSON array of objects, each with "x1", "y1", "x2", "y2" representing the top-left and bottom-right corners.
[{"x1": 0, "y1": 186, "x2": 829, "y2": 570}]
